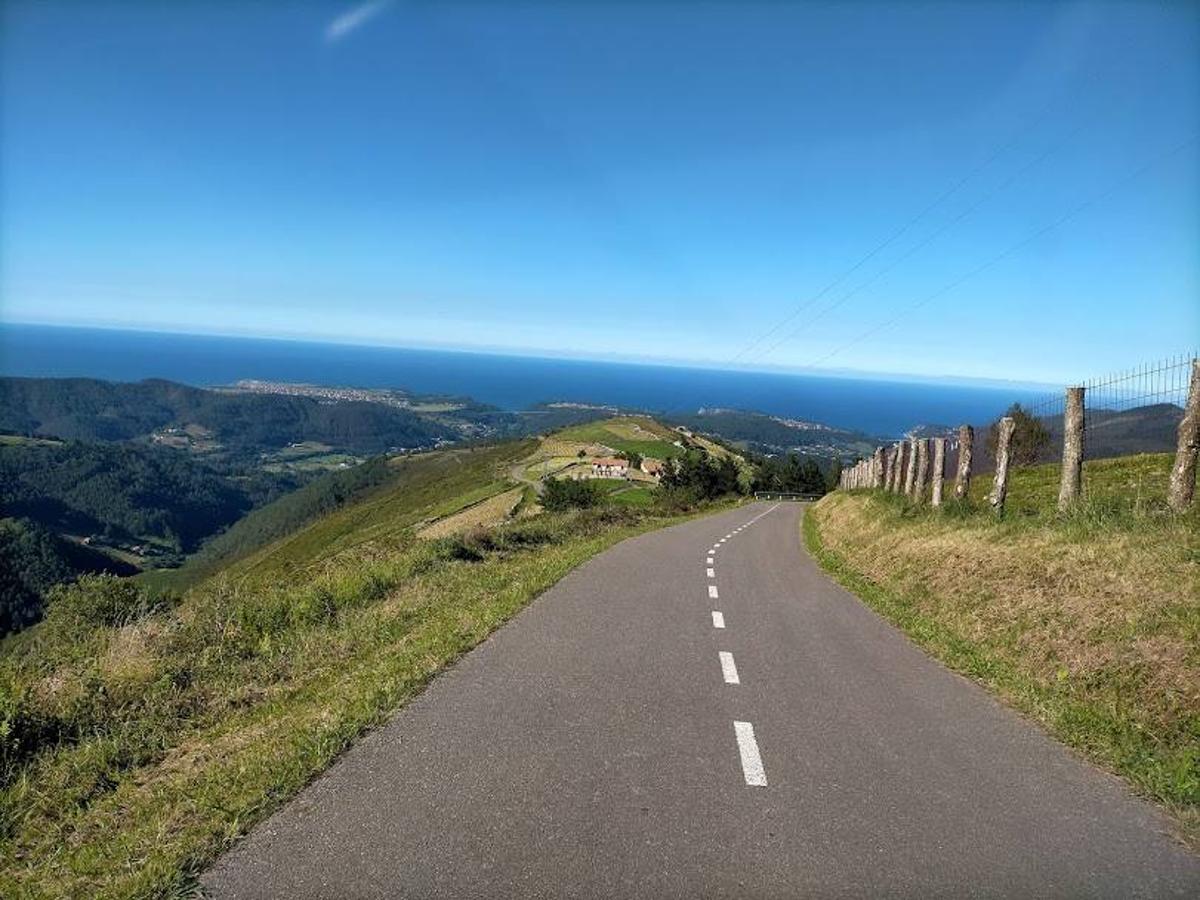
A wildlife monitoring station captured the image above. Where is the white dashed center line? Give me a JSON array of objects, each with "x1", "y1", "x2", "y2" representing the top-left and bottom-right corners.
[
  {"x1": 734, "y1": 721, "x2": 767, "y2": 786},
  {"x1": 695, "y1": 505, "x2": 785, "y2": 789},
  {"x1": 718, "y1": 651, "x2": 740, "y2": 684}
]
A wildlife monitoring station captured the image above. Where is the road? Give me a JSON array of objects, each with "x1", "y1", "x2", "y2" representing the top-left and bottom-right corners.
[{"x1": 203, "y1": 502, "x2": 1200, "y2": 898}]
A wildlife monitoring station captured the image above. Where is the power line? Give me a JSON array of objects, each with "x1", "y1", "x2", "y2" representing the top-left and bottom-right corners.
[
  {"x1": 798, "y1": 133, "x2": 1198, "y2": 371},
  {"x1": 725, "y1": 88, "x2": 1077, "y2": 367},
  {"x1": 659, "y1": 116, "x2": 1067, "y2": 416},
  {"x1": 749, "y1": 116, "x2": 1092, "y2": 363}
]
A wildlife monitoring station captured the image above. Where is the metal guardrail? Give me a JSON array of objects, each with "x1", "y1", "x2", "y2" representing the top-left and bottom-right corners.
[{"x1": 752, "y1": 491, "x2": 822, "y2": 501}]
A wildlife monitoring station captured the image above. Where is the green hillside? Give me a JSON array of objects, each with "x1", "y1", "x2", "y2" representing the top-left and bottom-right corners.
[
  {"x1": 0, "y1": 377, "x2": 457, "y2": 454},
  {"x1": 140, "y1": 442, "x2": 534, "y2": 594},
  {"x1": 0, "y1": 440, "x2": 301, "y2": 633},
  {"x1": 0, "y1": 429, "x2": 741, "y2": 898},
  {"x1": 219, "y1": 441, "x2": 535, "y2": 584},
  {"x1": 806, "y1": 453, "x2": 1199, "y2": 846},
  {"x1": 665, "y1": 408, "x2": 881, "y2": 460},
  {"x1": 552, "y1": 415, "x2": 688, "y2": 459}
]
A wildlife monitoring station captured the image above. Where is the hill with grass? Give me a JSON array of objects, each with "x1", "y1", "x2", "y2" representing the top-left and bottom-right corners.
[
  {"x1": 0, "y1": 376, "x2": 460, "y2": 455},
  {"x1": 0, "y1": 439, "x2": 306, "y2": 633},
  {"x1": 805, "y1": 453, "x2": 1199, "y2": 846},
  {"x1": 666, "y1": 408, "x2": 881, "y2": 460},
  {"x1": 0, "y1": 419, "x2": 748, "y2": 897},
  {"x1": 0, "y1": 377, "x2": 621, "y2": 632}
]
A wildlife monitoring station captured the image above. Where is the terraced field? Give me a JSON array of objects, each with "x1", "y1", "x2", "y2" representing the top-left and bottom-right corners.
[{"x1": 552, "y1": 416, "x2": 686, "y2": 460}]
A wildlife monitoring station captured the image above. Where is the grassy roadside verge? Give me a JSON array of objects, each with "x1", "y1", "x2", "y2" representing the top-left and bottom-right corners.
[
  {"x1": 802, "y1": 457, "x2": 1198, "y2": 849},
  {"x1": 1, "y1": 501, "x2": 733, "y2": 898}
]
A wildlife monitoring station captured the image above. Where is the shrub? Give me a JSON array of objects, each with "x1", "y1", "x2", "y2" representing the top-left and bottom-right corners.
[
  {"x1": 542, "y1": 477, "x2": 602, "y2": 511},
  {"x1": 44, "y1": 575, "x2": 161, "y2": 631},
  {"x1": 987, "y1": 403, "x2": 1051, "y2": 467}
]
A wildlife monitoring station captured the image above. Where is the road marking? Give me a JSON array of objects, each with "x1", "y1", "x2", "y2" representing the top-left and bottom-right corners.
[
  {"x1": 712, "y1": 611, "x2": 725, "y2": 628},
  {"x1": 706, "y1": 556, "x2": 713, "y2": 565},
  {"x1": 706, "y1": 568, "x2": 715, "y2": 578},
  {"x1": 718, "y1": 538, "x2": 726, "y2": 544},
  {"x1": 708, "y1": 584, "x2": 719, "y2": 599},
  {"x1": 734, "y1": 721, "x2": 767, "y2": 786},
  {"x1": 719, "y1": 651, "x2": 740, "y2": 684}
]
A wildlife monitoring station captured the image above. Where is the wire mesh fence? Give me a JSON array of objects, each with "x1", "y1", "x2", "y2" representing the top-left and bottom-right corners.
[
  {"x1": 1079, "y1": 353, "x2": 1197, "y2": 460},
  {"x1": 958, "y1": 352, "x2": 1198, "y2": 467},
  {"x1": 840, "y1": 352, "x2": 1200, "y2": 512}
]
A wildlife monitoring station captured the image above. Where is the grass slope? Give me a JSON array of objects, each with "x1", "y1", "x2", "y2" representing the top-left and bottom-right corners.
[
  {"x1": 0, "y1": 434, "x2": 726, "y2": 898},
  {"x1": 221, "y1": 442, "x2": 533, "y2": 584},
  {"x1": 553, "y1": 416, "x2": 685, "y2": 460},
  {"x1": 804, "y1": 453, "x2": 1199, "y2": 846},
  {"x1": 143, "y1": 441, "x2": 535, "y2": 593}
]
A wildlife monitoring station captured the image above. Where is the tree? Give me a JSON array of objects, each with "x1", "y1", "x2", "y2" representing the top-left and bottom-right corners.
[
  {"x1": 660, "y1": 451, "x2": 746, "y2": 501},
  {"x1": 751, "y1": 454, "x2": 827, "y2": 496},
  {"x1": 541, "y1": 477, "x2": 601, "y2": 511},
  {"x1": 987, "y1": 403, "x2": 1050, "y2": 467},
  {"x1": 825, "y1": 458, "x2": 842, "y2": 492}
]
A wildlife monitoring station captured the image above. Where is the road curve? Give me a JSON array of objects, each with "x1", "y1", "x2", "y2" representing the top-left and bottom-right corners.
[{"x1": 203, "y1": 502, "x2": 1199, "y2": 899}]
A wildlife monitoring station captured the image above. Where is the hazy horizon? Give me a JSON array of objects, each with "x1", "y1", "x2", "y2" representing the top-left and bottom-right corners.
[{"x1": 2, "y1": 319, "x2": 1070, "y2": 393}]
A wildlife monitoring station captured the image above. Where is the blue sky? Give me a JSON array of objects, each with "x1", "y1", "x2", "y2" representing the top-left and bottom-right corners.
[{"x1": 1, "y1": 1, "x2": 1196, "y2": 384}]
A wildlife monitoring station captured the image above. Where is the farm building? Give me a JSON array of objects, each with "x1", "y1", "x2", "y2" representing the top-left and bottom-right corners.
[
  {"x1": 640, "y1": 458, "x2": 666, "y2": 479},
  {"x1": 591, "y1": 457, "x2": 629, "y2": 478}
]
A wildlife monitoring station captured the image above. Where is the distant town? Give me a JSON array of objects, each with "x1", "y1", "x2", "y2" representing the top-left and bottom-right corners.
[{"x1": 219, "y1": 379, "x2": 465, "y2": 412}]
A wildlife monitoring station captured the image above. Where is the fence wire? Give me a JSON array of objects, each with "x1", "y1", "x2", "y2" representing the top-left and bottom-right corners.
[
  {"x1": 939, "y1": 352, "x2": 1198, "y2": 472},
  {"x1": 1078, "y1": 353, "x2": 1196, "y2": 461},
  {"x1": 850, "y1": 353, "x2": 1198, "y2": 499}
]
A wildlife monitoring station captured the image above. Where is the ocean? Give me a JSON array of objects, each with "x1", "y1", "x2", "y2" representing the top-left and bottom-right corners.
[{"x1": 0, "y1": 324, "x2": 1048, "y2": 438}]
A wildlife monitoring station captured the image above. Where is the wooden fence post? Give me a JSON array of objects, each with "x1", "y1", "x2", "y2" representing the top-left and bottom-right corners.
[
  {"x1": 914, "y1": 438, "x2": 929, "y2": 503},
  {"x1": 955, "y1": 424, "x2": 973, "y2": 500},
  {"x1": 1057, "y1": 386, "x2": 1085, "y2": 512},
  {"x1": 1167, "y1": 359, "x2": 1200, "y2": 512},
  {"x1": 931, "y1": 437, "x2": 946, "y2": 507},
  {"x1": 904, "y1": 438, "x2": 919, "y2": 498},
  {"x1": 873, "y1": 447, "x2": 885, "y2": 488},
  {"x1": 989, "y1": 416, "x2": 1016, "y2": 515}
]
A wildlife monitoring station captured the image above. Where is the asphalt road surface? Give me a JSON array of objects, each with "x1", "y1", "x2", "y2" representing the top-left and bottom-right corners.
[{"x1": 203, "y1": 502, "x2": 1200, "y2": 899}]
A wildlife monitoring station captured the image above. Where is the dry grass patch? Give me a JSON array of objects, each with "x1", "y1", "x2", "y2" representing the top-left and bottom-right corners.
[{"x1": 418, "y1": 487, "x2": 524, "y2": 538}]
